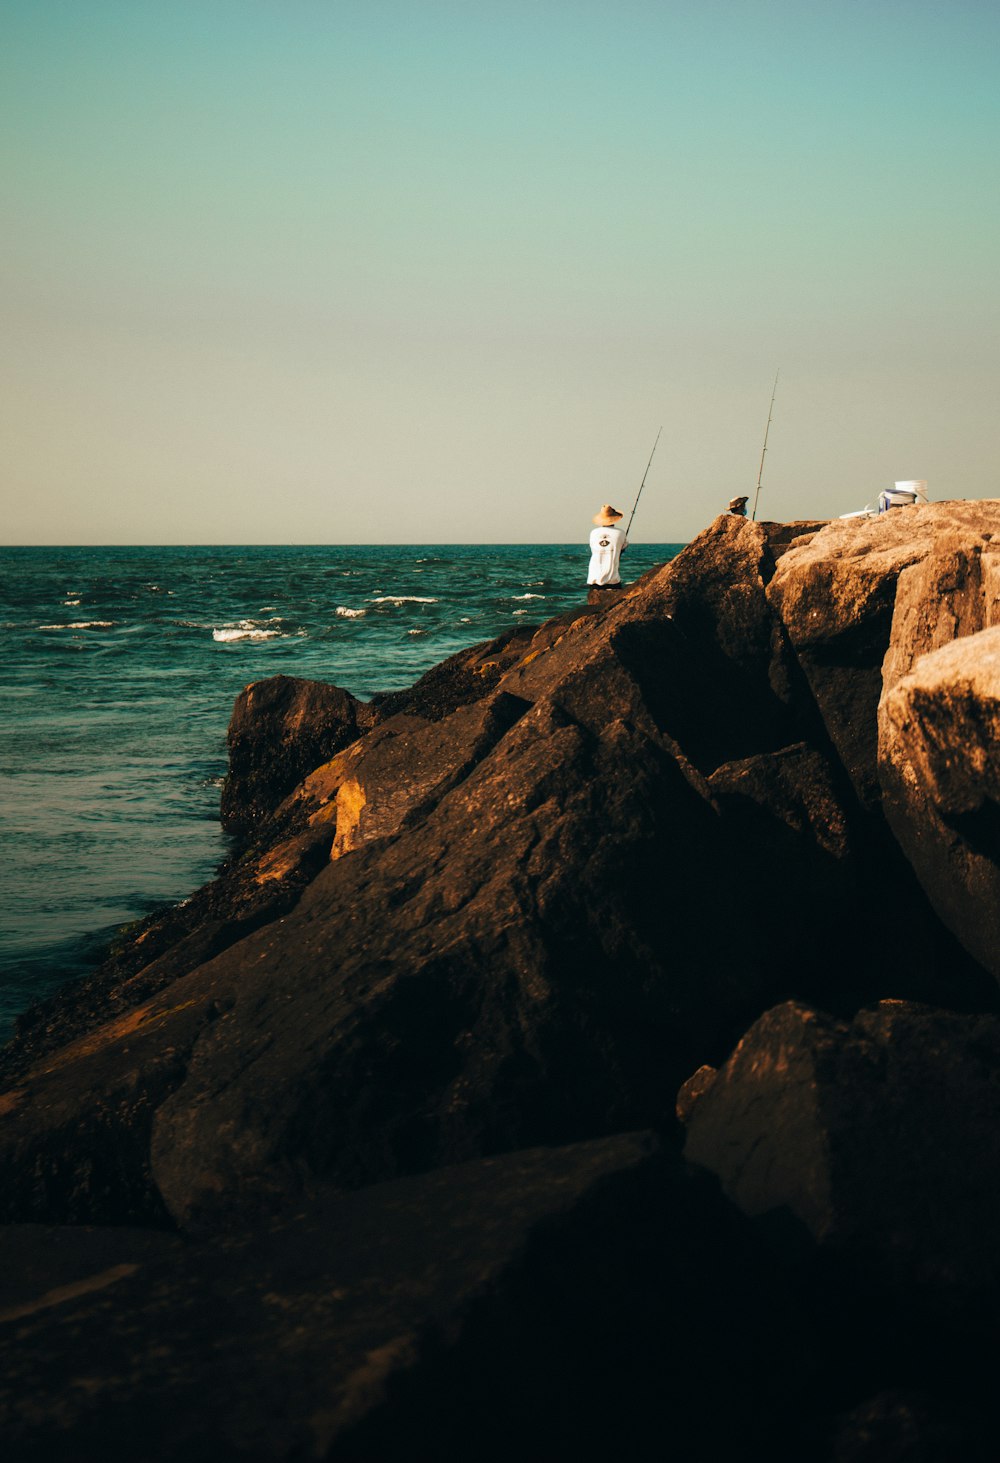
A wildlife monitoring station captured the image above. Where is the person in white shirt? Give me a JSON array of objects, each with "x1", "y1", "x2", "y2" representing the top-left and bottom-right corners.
[{"x1": 587, "y1": 505, "x2": 628, "y2": 587}]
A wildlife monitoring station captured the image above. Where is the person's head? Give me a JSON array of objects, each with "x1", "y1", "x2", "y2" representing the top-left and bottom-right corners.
[{"x1": 593, "y1": 504, "x2": 624, "y2": 526}]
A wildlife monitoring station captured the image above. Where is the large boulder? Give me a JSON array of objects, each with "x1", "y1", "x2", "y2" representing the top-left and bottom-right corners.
[
  {"x1": 680, "y1": 999, "x2": 1000, "y2": 1298},
  {"x1": 878, "y1": 627, "x2": 1000, "y2": 982},
  {"x1": 0, "y1": 1135, "x2": 810, "y2": 1463},
  {"x1": 220, "y1": 674, "x2": 372, "y2": 837},
  {"x1": 679, "y1": 998, "x2": 1000, "y2": 1456},
  {"x1": 767, "y1": 502, "x2": 1000, "y2": 804}
]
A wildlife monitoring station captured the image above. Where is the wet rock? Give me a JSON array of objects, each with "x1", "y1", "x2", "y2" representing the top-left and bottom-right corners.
[
  {"x1": 220, "y1": 674, "x2": 372, "y2": 837},
  {"x1": 0, "y1": 1134, "x2": 809, "y2": 1463},
  {"x1": 878, "y1": 627, "x2": 1000, "y2": 982},
  {"x1": 681, "y1": 998, "x2": 1000, "y2": 1298}
]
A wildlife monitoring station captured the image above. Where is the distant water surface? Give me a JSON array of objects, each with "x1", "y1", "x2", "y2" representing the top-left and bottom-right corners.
[{"x1": 0, "y1": 542, "x2": 682, "y2": 1038}]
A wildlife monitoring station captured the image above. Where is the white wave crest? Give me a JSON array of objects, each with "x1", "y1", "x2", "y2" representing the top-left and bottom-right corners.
[
  {"x1": 369, "y1": 595, "x2": 438, "y2": 605},
  {"x1": 512, "y1": 593, "x2": 545, "y2": 600},
  {"x1": 63, "y1": 599, "x2": 81, "y2": 606},
  {"x1": 335, "y1": 606, "x2": 366, "y2": 619},
  {"x1": 212, "y1": 626, "x2": 282, "y2": 642},
  {"x1": 211, "y1": 617, "x2": 290, "y2": 643},
  {"x1": 39, "y1": 620, "x2": 116, "y2": 630}
]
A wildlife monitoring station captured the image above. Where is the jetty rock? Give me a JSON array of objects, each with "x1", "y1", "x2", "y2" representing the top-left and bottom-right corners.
[
  {"x1": 4, "y1": 504, "x2": 1000, "y2": 1457},
  {"x1": 2, "y1": 509, "x2": 999, "y2": 1233},
  {"x1": 220, "y1": 674, "x2": 374, "y2": 838}
]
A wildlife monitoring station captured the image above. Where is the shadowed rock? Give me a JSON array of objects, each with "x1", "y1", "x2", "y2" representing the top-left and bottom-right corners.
[
  {"x1": 220, "y1": 675, "x2": 373, "y2": 837},
  {"x1": 0, "y1": 1134, "x2": 811, "y2": 1463},
  {"x1": 681, "y1": 998, "x2": 1000, "y2": 1298}
]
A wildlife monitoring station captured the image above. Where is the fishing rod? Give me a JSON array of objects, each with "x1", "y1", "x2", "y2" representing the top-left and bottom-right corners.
[
  {"x1": 751, "y1": 370, "x2": 779, "y2": 522},
  {"x1": 625, "y1": 425, "x2": 663, "y2": 538}
]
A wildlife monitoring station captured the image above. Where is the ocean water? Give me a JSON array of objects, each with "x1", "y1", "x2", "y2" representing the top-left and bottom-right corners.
[{"x1": 0, "y1": 542, "x2": 681, "y2": 1040}]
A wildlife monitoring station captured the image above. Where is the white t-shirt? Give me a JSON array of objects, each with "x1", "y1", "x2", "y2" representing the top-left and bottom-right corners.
[{"x1": 587, "y1": 524, "x2": 627, "y2": 585}]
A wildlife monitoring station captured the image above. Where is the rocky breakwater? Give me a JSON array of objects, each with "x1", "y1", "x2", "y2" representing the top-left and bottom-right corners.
[{"x1": 3, "y1": 504, "x2": 1000, "y2": 1460}]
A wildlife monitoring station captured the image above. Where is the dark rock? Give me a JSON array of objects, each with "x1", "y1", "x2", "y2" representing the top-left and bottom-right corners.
[
  {"x1": 277, "y1": 691, "x2": 530, "y2": 860},
  {"x1": 681, "y1": 1000, "x2": 1000, "y2": 1455},
  {"x1": 367, "y1": 610, "x2": 598, "y2": 722},
  {"x1": 220, "y1": 674, "x2": 372, "y2": 837},
  {"x1": 827, "y1": 1390, "x2": 993, "y2": 1463},
  {"x1": 0, "y1": 980, "x2": 220, "y2": 1225},
  {"x1": 681, "y1": 998, "x2": 1000, "y2": 1300},
  {"x1": 0, "y1": 1134, "x2": 811, "y2": 1463},
  {"x1": 146, "y1": 688, "x2": 750, "y2": 1229},
  {"x1": 759, "y1": 518, "x2": 830, "y2": 557},
  {"x1": 0, "y1": 824, "x2": 334, "y2": 1088}
]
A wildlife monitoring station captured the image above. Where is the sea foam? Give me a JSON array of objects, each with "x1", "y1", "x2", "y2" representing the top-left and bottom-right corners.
[
  {"x1": 39, "y1": 620, "x2": 116, "y2": 630},
  {"x1": 212, "y1": 618, "x2": 287, "y2": 642},
  {"x1": 369, "y1": 595, "x2": 438, "y2": 605}
]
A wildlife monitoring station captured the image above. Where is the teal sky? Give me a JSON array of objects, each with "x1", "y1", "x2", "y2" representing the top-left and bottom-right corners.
[{"x1": 3, "y1": 0, "x2": 998, "y2": 543}]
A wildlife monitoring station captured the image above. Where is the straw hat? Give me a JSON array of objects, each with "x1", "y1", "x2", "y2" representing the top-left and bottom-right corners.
[{"x1": 593, "y1": 504, "x2": 624, "y2": 526}]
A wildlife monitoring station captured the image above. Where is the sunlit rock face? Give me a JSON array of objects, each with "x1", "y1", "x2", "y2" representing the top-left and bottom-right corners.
[
  {"x1": 879, "y1": 627, "x2": 1000, "y2": 981},
  {"x1": 767, "y1": 500, "x2": 1000, "y2": 804}
]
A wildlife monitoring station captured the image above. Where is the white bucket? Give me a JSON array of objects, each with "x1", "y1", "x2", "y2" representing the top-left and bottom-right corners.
[{"x1": 894, "y1": 480, "x2": 928, "y2": 503}]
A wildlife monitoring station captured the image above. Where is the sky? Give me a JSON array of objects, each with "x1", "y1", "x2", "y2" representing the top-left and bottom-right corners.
[{"x1": 2, "y1": 0, "x2": 998, "y2": 544}]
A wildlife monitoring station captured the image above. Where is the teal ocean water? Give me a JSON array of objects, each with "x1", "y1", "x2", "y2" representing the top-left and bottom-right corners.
[{"x1": 0, "y1": 543, "x2": 681, "y2": 1039}]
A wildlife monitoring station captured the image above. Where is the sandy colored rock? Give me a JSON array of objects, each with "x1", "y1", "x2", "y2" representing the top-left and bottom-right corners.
[
  {"x1": 767, "y1": 500, "x2": 1000, "y2": 801},
  {"x1": 878, "y1": 626, "x2": 1000, "y2": 981},
  {"x1": 880, "y1": 534, "x2": 993, "y2": 694}
]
